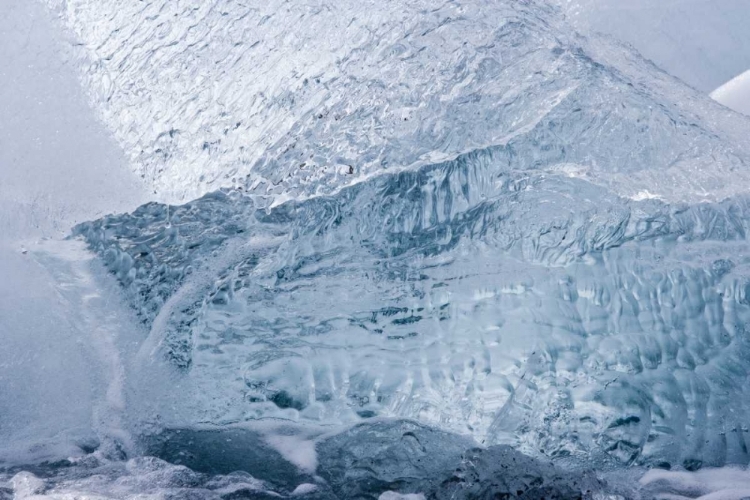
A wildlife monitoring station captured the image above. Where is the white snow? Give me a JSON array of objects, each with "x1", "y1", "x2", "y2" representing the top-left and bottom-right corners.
[
  {"x1": 641, "y1": 467, "x2": 750, "y2": 500},
  {"x1": 711, "y1": 70, "x2": 750, "y2": 116}
]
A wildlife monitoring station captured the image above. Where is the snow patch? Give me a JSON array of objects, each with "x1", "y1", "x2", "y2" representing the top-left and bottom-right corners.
[{"x1": 712, "y1": 69, "x2": 750, "y2": 116}]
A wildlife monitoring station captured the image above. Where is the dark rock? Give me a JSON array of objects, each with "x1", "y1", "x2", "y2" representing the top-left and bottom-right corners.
[
  {"x1": 141, "y1": 427, "x2": 310, "y2": 491},
  {"x1": 316, "y1": 419, "x2": 477, "y2": 499},
  {"x1": 426, "y1": 446, "x2": 605, "y2": 500}
]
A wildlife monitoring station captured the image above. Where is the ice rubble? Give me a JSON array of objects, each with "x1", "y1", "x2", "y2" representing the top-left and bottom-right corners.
[{"x1": 0, "y1": 420, "x2": 630, "y2": 499}]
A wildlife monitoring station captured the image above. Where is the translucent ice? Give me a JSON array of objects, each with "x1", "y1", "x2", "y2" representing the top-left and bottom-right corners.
[
  {"x1": 45, "y1": 0, "x2": 750, "y2": 205},
  {"x1": 6, "y1": 2, "x2": 750, "y2": 497},
  {"x1": 64, "y1": 0, "x2": 750, "y2": 472}
]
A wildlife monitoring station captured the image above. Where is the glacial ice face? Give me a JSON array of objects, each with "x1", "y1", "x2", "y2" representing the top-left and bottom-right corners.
[
  {"x1": 77, "y1": 160, "x2": 750, "y2": 469},
  {"x1": 68, "y1": 0, "x2": 750, "y2": 472}
]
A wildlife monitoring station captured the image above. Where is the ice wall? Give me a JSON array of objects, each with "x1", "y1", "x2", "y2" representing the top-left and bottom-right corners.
[{"x1": 62, "y1": 0, "x2": 750, "y2": 470}]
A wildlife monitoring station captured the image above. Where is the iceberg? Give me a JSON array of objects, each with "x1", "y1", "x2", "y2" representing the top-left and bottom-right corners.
[
  {"x1": 5, "y1": 0, "x2": 750, "y2": 497},
  {"x1": 71, "y1": 0, "x2": 750, "y2": 468}
]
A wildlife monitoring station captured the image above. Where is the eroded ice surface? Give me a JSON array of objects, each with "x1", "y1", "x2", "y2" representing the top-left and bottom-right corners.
[
  {"x1": 44, "y1": 0, "x2": 750, "y2": 204},
  {"x1": 7, "y1": 0, "x2": 750, "y2": 497},
  {"x1": 62, "y1": 0, "x2": 750, "y2": 472}
]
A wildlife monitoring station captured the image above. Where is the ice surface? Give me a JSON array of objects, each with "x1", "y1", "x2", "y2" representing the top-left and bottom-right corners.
[
  {"x1": 64, "y1": 0, "x2": 750, "y2": 471},
  {"x1": 43, "y1": 0, "x2": 750, "y2": 205},
  {"x1": 315, "y1": 419, "x2": 618, "y2": 499},
  {"x1": 6, "y1": 0, "x2": 750, "y2": 496},
  {"x1": 76, "y1": 159, "x2": 750, "y2": 468},
  {"x1": 1, "y1": 420, "x2": 628, "y2": 499}
]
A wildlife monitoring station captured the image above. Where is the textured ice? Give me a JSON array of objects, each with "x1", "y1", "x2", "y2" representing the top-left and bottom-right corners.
[
  {"x1": 76, "y1": 156, "x2": 750, "y2": 469},
  {"x1": 640, "y1": 466, "x2": 750, "y2": 500},
  {"x1": 315, "y1": 419, "x2": 614, "y2": 499},
  {"x1": 68, "y1": 0, "x2": 750, "y2": 470},
  {"x1": 8, "y1": 0, "x2": 750, "y2": 495},
  {"x1": 44, "y1": 0, "x2": 750, "y2": 205}
]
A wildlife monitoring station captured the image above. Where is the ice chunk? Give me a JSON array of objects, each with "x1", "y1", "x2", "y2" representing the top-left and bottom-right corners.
[
  {"x1": 76, "y1": 144, "x2": 750, "y2": 468},
  {"x1": 427, "y1": 446, "x2": 604, "y2": 500},
  {"x1": 640, "y1": 466, "x2": 750, "y2": 500},
  {"x1": 10, "y1": 472, "x2": 45, "y2": 498},
  {"x1": 64, "y1": 0, "x2": 750, "y2": 473},
  {"x1": 142, "y1": 427, "x2": 313, "y2": 489}
]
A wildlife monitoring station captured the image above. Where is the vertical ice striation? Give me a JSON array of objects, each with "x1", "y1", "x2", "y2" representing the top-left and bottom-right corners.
[{"x1": 49, "y1": 0, "x2": 750, "y2": 474}]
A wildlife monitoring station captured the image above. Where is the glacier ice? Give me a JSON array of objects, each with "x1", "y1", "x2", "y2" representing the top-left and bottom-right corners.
[
  {"x1": 5, "y1": 0, "x2": 750, "y2": 497},
  {"x1": 59, "y1": 0, "x2": 750, "y2": 474},
  {"x1": 43, "y1": 0, "x2": 750, "y2": 205},
  {"x1": 76, "y1": 147, "x2": 750, "y2": 470},
  {"x1": 1, "y1": 421, "x2": 632, "y2": 499}
]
